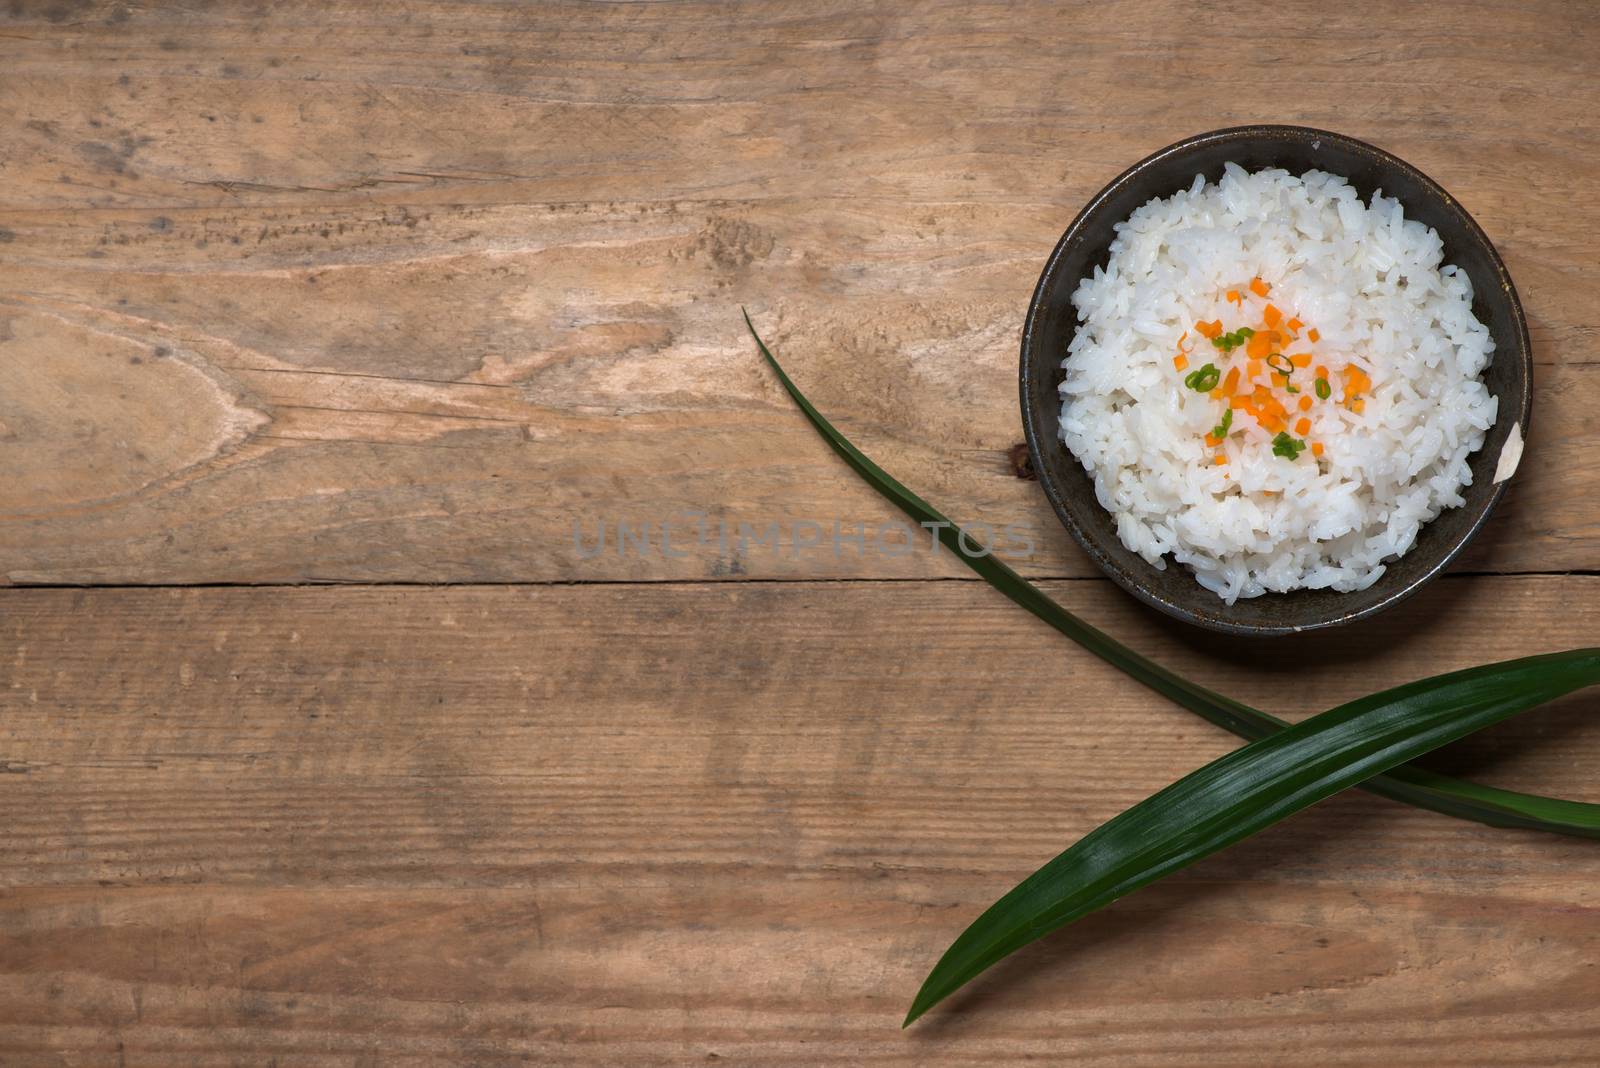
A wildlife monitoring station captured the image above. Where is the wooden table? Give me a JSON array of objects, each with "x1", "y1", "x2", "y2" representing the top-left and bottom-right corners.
[{"x1": 2, "y1": 2, "x2": 1597, "y2": 1063}]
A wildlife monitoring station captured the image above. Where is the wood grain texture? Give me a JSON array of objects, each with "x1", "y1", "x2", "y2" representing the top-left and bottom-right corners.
[
  {"x1": 1, "y1": 578, "x2": 1599, "y2": 1064},
  {"x1": 1, "y1": 0, "x2": 1598, "y2": 582},
  {"x1": 4, "y1": 2, "x2": 1600, "y2": 1065}
]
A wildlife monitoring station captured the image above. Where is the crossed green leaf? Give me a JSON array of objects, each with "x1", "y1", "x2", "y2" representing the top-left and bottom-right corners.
[{"x1": 742, "y1": 309, "x2": 1600, "y2": 1024}]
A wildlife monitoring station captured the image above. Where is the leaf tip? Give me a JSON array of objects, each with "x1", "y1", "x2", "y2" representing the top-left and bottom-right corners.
[{"x1": 902, "y1": 980, "x2": 942, "y2": 1028}]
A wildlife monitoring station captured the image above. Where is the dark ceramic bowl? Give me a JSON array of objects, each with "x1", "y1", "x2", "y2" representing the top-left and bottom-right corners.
[{"x1": 1020, "y1": 125, "x2": 1531, "y2": 636}]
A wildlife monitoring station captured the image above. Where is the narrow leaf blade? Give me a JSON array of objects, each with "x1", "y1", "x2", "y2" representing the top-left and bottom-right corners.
[
  {"x1": 905, "y1": 650, "x2": 1600, "y2": 1024},
  {"x1": 743, "y1": 309, "x2": 1600, "y2": 839}
]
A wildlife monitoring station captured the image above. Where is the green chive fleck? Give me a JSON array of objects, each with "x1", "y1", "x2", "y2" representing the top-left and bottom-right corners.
[
  {"x1": 1271, "y1": 431, "x2": 1307, "y2": 460},
  {"x1": 1185, "y1": 363, "x2": 1221, "y2": 392},
  {"x1": 1315, "y1": 377, "x2": 1332, "y2": 400},
  {"x1": 1212, "y1": 407, "x2": 1233, "y2": 439},
  {"x1": 1209, "y1": 328, "x2": 1253, "y2": 353}
]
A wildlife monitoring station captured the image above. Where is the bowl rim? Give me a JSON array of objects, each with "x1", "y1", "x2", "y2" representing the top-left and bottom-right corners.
[{"x1": 1019, "y1": 123, "x2": 1533, "y2": 636}]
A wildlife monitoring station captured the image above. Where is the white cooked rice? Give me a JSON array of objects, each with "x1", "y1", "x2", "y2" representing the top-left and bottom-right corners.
[{"x1": 1059, "y1": 164, "x2": 1497, "y2": 603}]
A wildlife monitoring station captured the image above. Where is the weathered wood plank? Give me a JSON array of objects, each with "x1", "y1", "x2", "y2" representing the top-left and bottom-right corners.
[
  {"x1": 0, "y1": 203, "x2": 1593, "y2": 584},
  {"x1": 0, "y1": 578, "x2": 1596, "y2": 1062},
  {"x1": 3, "y1": 3, "x2": 1598, "y2": 1065},
  {"x1": 1, "y1": 1, "x2": 1597, "y2": 583},
  {"x1": 0, "y1": 2, "x2": 1595, "y2": 211}
]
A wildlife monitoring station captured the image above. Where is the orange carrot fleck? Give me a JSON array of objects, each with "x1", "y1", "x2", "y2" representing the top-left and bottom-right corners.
[
  {"x1": 1196, "y1": 319, "x2": 1223, "y2": 339},
  {"x1": 1287, "y1": 316, "x2": 1303, "y2": 331},
  {"x1": 1263, "y1": 304, "x2": 1282, "y2": 327},
  {"x1": 1295, "y1": 417, "x2": 1311, "y2": 436},
  {"x1": 1222, "y1": 367, "x2": 1240, "y2": 395},
  {"x1": 1174, "y1": 353, "x2": 1189, "y2": 371},
  {"x1": 1177, "y1": 330, "x2": 1192, "y2": 353},
  {"x1": 1311, "y1": 442, "x2": 1325, "y2": 458},
  {"x1": 1249, "y1": 277, "x2": 1270, "y2": 298},
  {"x1": 1214, "y1": 452, "x2": 1228, "y2": 466},
  {"x1": 1246, "y1": 333, "x2": 1272, "y2": 359},
  {"x1": 1272, "y1": 372, "x2": 1291, "y2": 389},
  {"x1": 1230, "y1": 395, "x2": 1251, "y2": 410},
  {"x1": 1290, "y1": 353, "x2": 1311, "y2": 368},
  {"x1": 1210, "y1": 387, "x2": 1225, "y2": 400},
  {"x1": 1314, "y1": 364, "x2": 1329, "y2": 380},
  {"x1": 1308, "y1": 328, "x2": 1321, "y2": 342},
  {"x1": 1297, "y1": 394, "x2": 1313, "y2": 412},
  {"x1": 1226, "y1": 290, "x2": 1242, "y2": 305},
  {"x1": 1247, "y1": 358, "x2": 1264, "y2": 379},
  {"x1": 1351, "y1": 399, "x2": 1365, "y2": 414}
]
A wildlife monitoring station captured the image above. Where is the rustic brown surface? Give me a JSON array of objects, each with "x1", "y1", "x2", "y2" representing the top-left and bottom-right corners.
[
  {"x1": 2, "y1": 0, "x2": 1599, "y2": 1064},
  {"x1": 2, "y1": 580, "x2": 1600, "y2": 1065},
  {"x1": 2, "y1": 0, "x2": 1599, "y2": 583}
]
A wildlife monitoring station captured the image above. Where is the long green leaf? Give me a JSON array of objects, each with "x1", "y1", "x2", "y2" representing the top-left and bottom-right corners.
[
  {"x1": 743, "y1": 308, "x2": 1600, "y2": 839},
  {"x1": 904, "y1": 649, "x2": 1600, "y2": 1024}
]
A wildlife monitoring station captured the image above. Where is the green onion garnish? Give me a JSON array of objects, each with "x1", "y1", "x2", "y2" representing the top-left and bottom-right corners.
[
  {"x1": 1184, "y1": 363, "x2": 1221, "y2": 392},
  {"x1": 1210, "y1": 328, "x2": 1254, "y2": 353},
  {"x1": 1271, "y1": 431, "x2": 1306, "y2": 460},
  {"x1": 1212, "y1": 407, "x2": 1233, "y2": 439},
  {"x1": 1315, "y1": 377, "x2": 1332, "y2": 400}
]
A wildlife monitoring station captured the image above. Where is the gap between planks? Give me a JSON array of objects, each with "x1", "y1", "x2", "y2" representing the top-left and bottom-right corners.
[{"x1": 2, "y1": 569, "x2": 1598, "y2": 592}]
